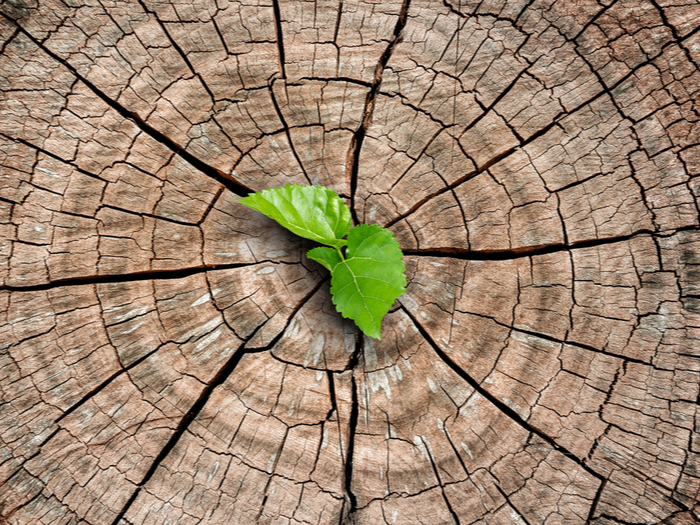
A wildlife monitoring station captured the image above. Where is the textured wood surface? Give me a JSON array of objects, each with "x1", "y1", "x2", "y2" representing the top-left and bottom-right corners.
[{"x1": 1, "y1": 0, "x2": 700, "y2": 523}]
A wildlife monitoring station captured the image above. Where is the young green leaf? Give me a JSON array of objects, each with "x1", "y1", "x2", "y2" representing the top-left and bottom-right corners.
[
  {"x1": 307, "y1": 224, "x2": 406, "y2": 339},
  {"x1": 236, "y1": 184, "x2": 352, "y2": 250},
  {"x1": 305, "y1": 246, "x2": 342, "y2": 272},
  {"x1": 235, "y1": 184, "x2": 406, "y2": 339}
]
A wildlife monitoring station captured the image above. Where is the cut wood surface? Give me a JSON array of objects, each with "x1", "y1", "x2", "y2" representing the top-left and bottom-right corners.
[{"x1": 1, "y1": 0, "x2": 700, "y2": 523}]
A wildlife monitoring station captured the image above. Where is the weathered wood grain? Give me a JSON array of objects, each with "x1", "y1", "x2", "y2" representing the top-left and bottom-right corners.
[{"x1": 1, "y1": 0, "x2": 700, "y2": 523}]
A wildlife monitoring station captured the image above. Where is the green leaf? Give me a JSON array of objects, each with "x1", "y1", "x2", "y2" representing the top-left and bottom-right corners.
[
  {"x1": 238, "y1": 184, "x2": 407, "y2": 339},
  {"x1": 306, "y1": 247, "x2": 342, "y2": 272},
  {"x1": 308, "y1": 224, "x2": 406, "y2": 339},
  {"x1": 235, "y1": 184, "x2": 352, "y2": 250}
]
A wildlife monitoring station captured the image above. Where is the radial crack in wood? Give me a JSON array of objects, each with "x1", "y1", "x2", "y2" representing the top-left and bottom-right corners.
[{"x1": 1, "y1": 0, "x2": 700, "y2": 523}]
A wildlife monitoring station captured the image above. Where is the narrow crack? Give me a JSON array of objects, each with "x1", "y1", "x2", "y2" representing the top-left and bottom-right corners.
[
  {"x1": 271, "y1": 0, "x2": 287, "y2": 79},
  {"x1": 106, "y1": 276, "x2": 329, "y2": 525},
  {"x1": 110, "y1": 337, "x2": 251, "y2": 525},
  {"x1": 401, "y1": 306, "x2": 605, "y2": 483},
  {"x1": 419, "y1": 436, "x2": 461, "y2": 524},
  {"x1": 55, "y1": 344, "x2": 164, "y2": 424},
  {"x1": 340, "y1": 342, "x2": 361, "y2": 524},
  {"x1": 255, "y1": 427, "x2": 290, "y2": 522},
  {"x1": 0, "y1": 13, "x2": 254, "y2": 198},
  {"x1": 269, "y1": 81, "x2": 312, "y2": 184},
  {"x1": 347, "y1": 0, "x2": 412, "y2": 225},
  {"x1": 383, "y1": 21, "x2": 700, "y2": 231},
  {"x1": 0, "y1": 262, "x2": 259, "y2": 292},
  {"x1": 0, "y1": 132, "x2": 110, "y2": 184},
  {"x1": 403, "y1": 224, "x2": 700, "y2": 261},
  {"x1": 242, "y1": 275, "x2": 329, "y2": 351},
  {"x1": 587, "y1": 478, "x2": 607, "y2": 523},
  {"x1": 135, "y1": 0, "x2": 218, "y2": 103}
]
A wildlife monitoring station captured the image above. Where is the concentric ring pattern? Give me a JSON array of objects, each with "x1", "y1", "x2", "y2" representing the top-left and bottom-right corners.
[{"x1": 1, "y1": 0, "x2": 700, "y2": 523}]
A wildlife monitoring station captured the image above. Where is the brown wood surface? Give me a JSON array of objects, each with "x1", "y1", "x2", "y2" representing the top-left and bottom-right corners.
[{"x1": 1, "y1": 0, "x2": 700, "y2": 523}]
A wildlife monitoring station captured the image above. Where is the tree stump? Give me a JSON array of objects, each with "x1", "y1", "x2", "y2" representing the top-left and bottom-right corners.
[{"x1": 1, "y1": 0, "x2": 700, "y2": 523}]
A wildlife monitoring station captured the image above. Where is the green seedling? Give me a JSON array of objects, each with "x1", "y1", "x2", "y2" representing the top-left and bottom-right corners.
[{"x1": 236, "y1": 184, "x2": 406, "y2": 339}]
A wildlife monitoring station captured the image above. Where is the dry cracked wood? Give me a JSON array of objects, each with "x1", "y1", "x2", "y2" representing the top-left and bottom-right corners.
[{"x1": 0, "y1": 0, "x2": 699, "y2": 523}]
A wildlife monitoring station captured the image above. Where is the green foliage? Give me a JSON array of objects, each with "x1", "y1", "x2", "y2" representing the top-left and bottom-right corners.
[
  {"x1": 307, "y1": 225, "x2": 406, "y2": 339},
  {"x1": 236, "y1": 183, "x2": 352, "y2": 250},
  {"x1": 236, "y1": 184, "x2": 406, "y2": 339}
]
